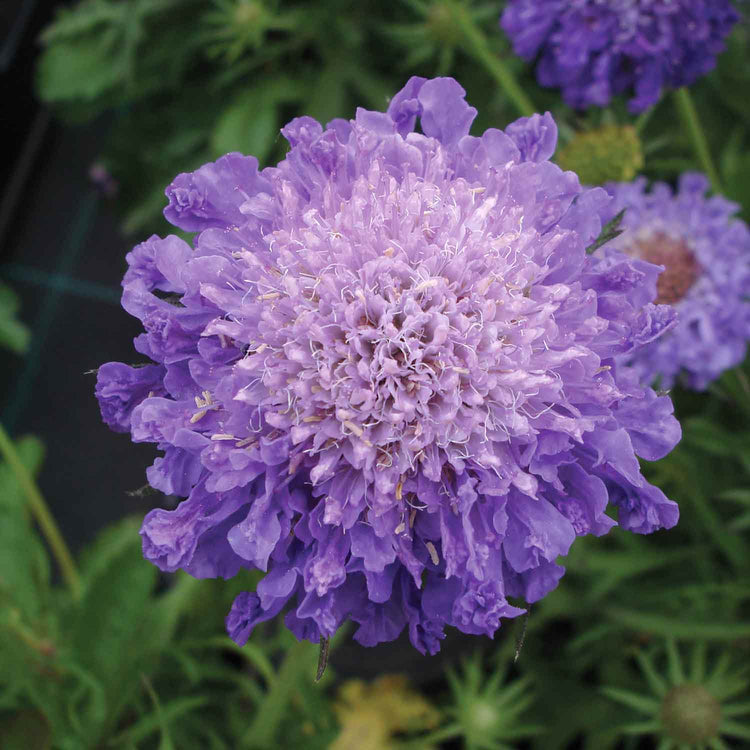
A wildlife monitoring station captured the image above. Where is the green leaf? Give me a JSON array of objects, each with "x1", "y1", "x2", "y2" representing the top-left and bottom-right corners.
[
  {"x1": 606, "y1": 608, "x2": 750, "y2": 640},
  {"x1": 66, "y1": 517, "x2": 158, "y2": 727},
  {"x1": 600, "y1": 687, "x2": 659, "y2": 716},
  {"x1": 211, "y1": 79, "x2": 302, "y2": 164},
  {"x1": 39, "y1": 0, "x2": 125, "y2": 44},
  {"x1": 36, "y1": 32, "x2": 125, "y2": 103},
  {"x1": 107, "y1": 696, "x2": 208, "y2": 747},
  {"x1": 0, "y1": 436, "x2": 48, "y2": 619},
  {"x1": 64, "y1": 662, "x2": 108, "y2": 738},
  {"x1": 0, "y1": 284, "x2": 30, "y2": 354},
  {"x1": 585, "y1": 209, "x2": 625, "y2": 254}
]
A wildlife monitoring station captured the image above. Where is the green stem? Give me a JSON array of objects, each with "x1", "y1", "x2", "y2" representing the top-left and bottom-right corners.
[
  {"x1": 449, "y1": 1, "x2": 535, "y2": 118},
  {"x1": 674, "y1": 87, "x2": 722, "y2": 193},
  {"x1": 0, "y1": 422, "x2": 82, "y2": 600}
]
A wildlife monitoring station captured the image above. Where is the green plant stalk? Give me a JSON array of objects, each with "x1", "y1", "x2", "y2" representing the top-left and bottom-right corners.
[
  {"x1": 0, "y1": 422, "x2": 82, "y2": 600},
  {"x1": 674, "y1": 87, "x2": 722, "y2": 193},
  {"x1": 449, "y1": 1, "x2": 535, "y2": 118},
  {"x1": 241, "y1": 638, "x2": 317, "y2": 748}
]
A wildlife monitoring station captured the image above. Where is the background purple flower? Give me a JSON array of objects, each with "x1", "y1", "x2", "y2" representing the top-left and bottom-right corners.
[
  {"x1": 501, "y1": 0, "x2": 739, "y2": 113},
  {"x1": 96, "y1": 77, "x2": 681, "y2": 654},
  {"x1": 601, "y1": 174, "x2": 750, "y2": 390}
]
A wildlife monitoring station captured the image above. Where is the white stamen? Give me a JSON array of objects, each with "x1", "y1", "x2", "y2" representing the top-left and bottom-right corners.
[
  {"x1": 342, "y1": 420, "x2": 363, "y2": 437},
  {"x1": 415, "y1": 278, "x2": 439, "y2": 292},
  {"x1": 426, "y1": 541, "x2": 440, "y2": 566},
  {"x1": 211, "y1": 433, "x2": 236, "y2": 441}
]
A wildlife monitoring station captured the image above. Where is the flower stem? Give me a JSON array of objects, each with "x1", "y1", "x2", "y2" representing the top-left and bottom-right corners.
[
  {"x1": 674, "y1": 87, "x2": 722, "y2": 193},
  {"x1": 0, "y1": 422, "x2": 82, "y2": 600},
  {"x1": 449, "y1": 1, "x2": 536, "y2": 118}
]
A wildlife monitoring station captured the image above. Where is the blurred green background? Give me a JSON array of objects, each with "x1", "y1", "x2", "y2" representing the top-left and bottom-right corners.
[{"x1": 1, "y1": 1, "x2": 749, "y2": 748}]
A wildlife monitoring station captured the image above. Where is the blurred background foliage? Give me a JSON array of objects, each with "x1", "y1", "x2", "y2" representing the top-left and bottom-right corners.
[{"x1": 1, "y1": 0, "x2": 748, "y2": 748}]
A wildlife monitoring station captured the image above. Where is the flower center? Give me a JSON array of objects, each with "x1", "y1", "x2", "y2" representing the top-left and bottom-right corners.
[
  {"x1": 627, "y1": 232, "x2": 700, "y2": 305},
  {"x1": 660, "y1": 684, "x2": 721, "y2": 744}
]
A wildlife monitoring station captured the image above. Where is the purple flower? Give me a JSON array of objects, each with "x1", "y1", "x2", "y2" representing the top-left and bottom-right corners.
[
  {"x1": 96, "y1": 77, "x2": 681, "y2": 654},
  {"x1": 501, "y1": 1, "x2": 739, "y2": 113},
  {"x1": 600, "y1": 174, "x2": 750, "y2": 390},
  {"x1": 95, "y1": 362, "x2": 166, "y2": 433}
]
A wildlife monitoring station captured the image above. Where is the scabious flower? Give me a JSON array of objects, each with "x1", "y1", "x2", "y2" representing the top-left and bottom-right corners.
[
  {"x1": 600, "y1": 174, "x2": 750, "y2": 389},
  {"x1": 501, "y1": 1, "x2": 739, "y2": 113},
  {"x1": 96, "y1": 77, "x2": 681, "y2": 654}
]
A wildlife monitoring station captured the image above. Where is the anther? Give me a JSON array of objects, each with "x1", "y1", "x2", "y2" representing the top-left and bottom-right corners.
[{"x1": 425, "y1": 541, "x2": 440, "y2": 566}]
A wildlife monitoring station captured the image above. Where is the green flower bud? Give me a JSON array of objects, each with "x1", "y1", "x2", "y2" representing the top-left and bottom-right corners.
[
  {"x1": 660, "y1": 684, "x2": 722, "y2": 744},
  {"x1": 557, "y1": 125, "x2": 644, "y2": 185}
]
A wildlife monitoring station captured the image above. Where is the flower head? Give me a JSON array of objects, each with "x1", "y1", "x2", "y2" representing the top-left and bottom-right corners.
[
  {"x1": 501, "y1": 1, "x2": 739, "y2": 113},
  {"x1": 96, "y1": 77, "x2": 681, "y2": 654},
  {"x1": 601, "y1": 174, "x2": 750, "y2": 389},
  {"x1": 604, "y1": 639, "x2": 750, "y2": 748}
]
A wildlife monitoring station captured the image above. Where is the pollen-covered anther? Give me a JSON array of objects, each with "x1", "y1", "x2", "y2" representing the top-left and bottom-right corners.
[
  {"x1": 342, "y1": 421, "x2": 364, "y2": 437},
  {"x1": 396, "y1": 477, "x2": 404, "y2": 501}
]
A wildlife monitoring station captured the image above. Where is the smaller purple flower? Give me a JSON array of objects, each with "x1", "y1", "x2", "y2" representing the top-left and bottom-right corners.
[
  {"x1": 501, "y1": 1, "x2": 739, "y2": 113},
  {"x1": 600, "y1": 174, "x2": 750, "y2": 390}
]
